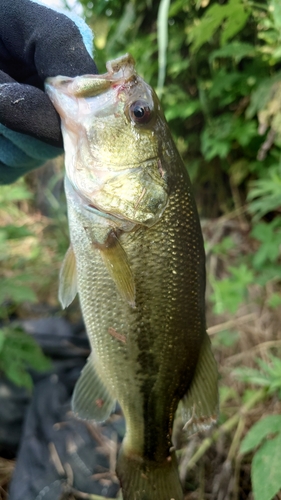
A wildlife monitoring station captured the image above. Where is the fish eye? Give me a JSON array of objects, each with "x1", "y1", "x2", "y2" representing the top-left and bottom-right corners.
[{"x1": 129, "y1": 100, "x2": 152, "y2": 124}]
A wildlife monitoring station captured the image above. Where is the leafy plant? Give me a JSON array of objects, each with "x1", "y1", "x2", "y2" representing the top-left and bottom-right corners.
[
  {"x1": 0, "y1": 326, "x2": 51, "y2": 390},
  {"x1": 251, "y1": 219, "x2": 281, "y2": 270},
  {"x1": 241, "y1": 416, "x2": 281, "y2": 500},
  {"x1": 235, "y1": 354, "x2": 281, "y2": 397},
  {"x1": 0, "y1": 174, "x2": 63, "y2": 388},
  {"x1": 187, "y1": 0, "x2": 250, "y2": 52},
  {"x1": 248, "y1": 164, "x2": 281, "y2": 220},
  {"x1": 237, "y1": 356, "x2": 281, "y2": 500},
  {"x1": 210, "y1": 264, "x2": 254, "y2": 314}
]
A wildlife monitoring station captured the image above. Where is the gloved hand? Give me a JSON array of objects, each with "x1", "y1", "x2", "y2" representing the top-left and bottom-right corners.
[{"x1": 0, "y1": 0, "x2": 98, "y2": 184}]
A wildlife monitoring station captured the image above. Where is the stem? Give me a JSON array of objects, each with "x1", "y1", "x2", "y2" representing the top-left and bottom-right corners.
[
  {"x1": 186, "y1": 387, "x2": 268, "y2": 470},
  {"x1": 157, "y1": 0, "x2": 171, "y2": 95}
]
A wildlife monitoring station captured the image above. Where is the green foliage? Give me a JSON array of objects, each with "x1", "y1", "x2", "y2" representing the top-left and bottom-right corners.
[
  {"x1": 0, "y1": 326, "x2": 51, "y2": 390},
  {"x1": 212, "y1": 329, "x2": 239, "y2": 348},
  {"x1": 251, "y1": 219, "x2": 281, "y2": 269},
  {"x1": 240, "y1": 415, "x2": 281, "y2": 500},
  {"x1": 240, "y1": 415, "x2": 281, "y2": 455},
  {"x1": 251, "y1": 434, "x2": 281, "y2": 500},
  {"x1": 0, "y1": 180, "x2": 37, "y2": 317},
  {"x1": 80, "y1": 0, "x2": 281, "y2": 216},
  {"x1": 235, "y1": 354, "x2": 281, "y2": 398},
  {"x1": 248, "y1": 164, "x2": 281, "y2": 220},
  {"x1": 0, "y1": 182, "x2": 32, "y2": 204},
  {"x1": 236, "y1": 356, "x2": 281, "y2": 500},
  {"x1": 201, "y1": 115, "x2": 257, "y2": 161},
  {"x1": 0, "y1": 176, "x2": 61, "y2": 388},
  {"x1": 210, "y1": 264, "x2": 254, "y2": 314},
  {"x1": 188, "y1": 0, "x2": 250, "y2": 52}
]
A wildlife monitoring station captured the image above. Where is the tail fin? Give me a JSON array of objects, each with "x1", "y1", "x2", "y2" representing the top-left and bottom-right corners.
[{"x1": 116, "y1": 449, "x2": 183, "y2": 500}]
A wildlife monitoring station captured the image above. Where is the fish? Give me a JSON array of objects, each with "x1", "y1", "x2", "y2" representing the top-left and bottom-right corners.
[{"x1": 45, "y1": 53, "x2": 218, "y2": 500}]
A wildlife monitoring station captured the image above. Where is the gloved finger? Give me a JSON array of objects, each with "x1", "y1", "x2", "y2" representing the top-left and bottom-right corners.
[
  {"x1": 1, "y1": 0, "x2": 98, "y2": 84},
  {"x1": 0, "y1": 160, "x2": 36, "y2": 184},
  {"x1": 0, "y1": 124, "x2": 62, "y2": 185},
  {"x1": 0, "y1": 83, "x2": 63, "y2": 147},
  {"x1": 0, "y1": 71, "x2": 16, "y2": 84}
]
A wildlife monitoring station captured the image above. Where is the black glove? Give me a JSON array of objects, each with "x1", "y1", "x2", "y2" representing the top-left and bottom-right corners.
[{"x1": 0, "y1": 0, "x2": 98, "y2": 184}]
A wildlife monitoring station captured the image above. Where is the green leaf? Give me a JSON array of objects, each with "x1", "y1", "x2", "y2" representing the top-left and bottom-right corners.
[
  {"x1": 233, "y1": 367, "x2": 270, "y2": 387},
  {"x1": 220, "y1": 0, "x2": 250, "y2": 45},
  {"x1": 267, "y1": 292, "x2": 281, "y2": 309},
  {"x1": 0, "y1": 278, "x2": 37, "y2": 304},
  {"x1": 248, "y1": 167, "x2": 281, "y2": 219},
  {"x1": 212, "y1": 329, "x2": 239, "y2": 348},
  {"x1": 0, "y1": 329, "x2": 5, "y2": 353},
  {"x1": 271, "y1": 0, "x2": 281, "y2": 32},
  {"x1": 246, "y1": 72, "x2": 281, "y2": 119},
  {"x1": 2, "y1": 224, "x2": 33, "y2": 240},
  {"x1": 210, "y1": 263, "x2": 254, "y2": 314},
  {"x1": 252, "y1": 432, "x2": 281, "y2": 500},
  {"x1": 4, "y1": 362, "x2": 33, "y2": 391},
  {"x1": 210, "y1": 42, "x2": 256, "y2": 62},
  {"x1": 0, "y1": 327, "x2": 51, "y2": 389},
  {"x1": 188, "y1": 3, "x2": 226, "y2": 52},
  {"x1": 219, "y1": 385, "x2": 238, "y2": 405},
  {"x1": 208, "y1": 69, "x2": 246, "y2": 101},
  {"x1": 251, "y1": 219, "x2": 281, "y2": 267},
  {"x1": 0, "y1": 183, "x2": 32, "y2": 204},
  {"x1": 212, "y1": 236, "x2": 235, "y2": 256},
  {"x1": 240, "y1": 415, "x2": 281, "y2": 454},
  {"x1": 188, "y1": 0, "x2": 250, "y2": 52},
  {"x1": 201, "y1": 128, "x2": 231, "y2": 161}
]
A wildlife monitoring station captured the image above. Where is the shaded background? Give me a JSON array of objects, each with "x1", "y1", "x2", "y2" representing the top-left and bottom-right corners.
[{"x1": 1, "y1": 1, "x2": 281, "y2": 499}]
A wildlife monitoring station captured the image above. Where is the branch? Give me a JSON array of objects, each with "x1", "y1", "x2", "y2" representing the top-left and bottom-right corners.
[{"x1": 185, "y1": 387, "x2": 268, "y2": 471}]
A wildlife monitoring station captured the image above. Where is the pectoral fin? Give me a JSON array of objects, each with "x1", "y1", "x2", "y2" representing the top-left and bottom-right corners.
[
  {"x1": 58, "y1": 245, "x2": 77, "y2": 309},
  {"x1": 99, "y1": 234, "x2": 136, "y2": 308},
  {"x1": 72, "y1": 353, "x2": 116, "y2": 422},
  {"x1": 178, "y1": 333, "x2": 219, "y2": 434}
]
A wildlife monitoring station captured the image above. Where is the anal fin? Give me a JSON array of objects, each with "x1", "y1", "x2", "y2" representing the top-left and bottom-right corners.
[
  {"x1": 59, "y1": 244, "x2": 77, "y2": 309},
  {"x1": 72, "y1": 353, "x2": 116, "y2": 422},
  {"x1": 178, "y1": 332, "x2": 219, "y2": 434},
  {"x1": 99, "y1": 233, "x2": 135, "y2": 308}
]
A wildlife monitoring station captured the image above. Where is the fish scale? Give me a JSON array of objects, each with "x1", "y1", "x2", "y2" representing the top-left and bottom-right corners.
[
  {"x1": 46, "y1": 53, "x2": 218, "y2": 500},
  {"x1": 68, "y1": 169, "x2": 204, "y2": 457}
]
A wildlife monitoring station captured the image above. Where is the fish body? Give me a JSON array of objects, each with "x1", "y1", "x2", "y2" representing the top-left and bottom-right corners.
[{"x1": 46, "y1": 54, "x2": 218, "y2": 500}]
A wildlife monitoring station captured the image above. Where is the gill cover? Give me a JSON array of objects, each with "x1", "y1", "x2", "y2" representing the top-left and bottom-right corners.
[{"x1": 45, "y1": 54, "x2": 169, "y2": 228}]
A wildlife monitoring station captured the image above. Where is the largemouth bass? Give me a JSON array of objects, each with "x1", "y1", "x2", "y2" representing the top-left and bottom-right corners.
[{"x1": 45, "y1": 54, "x2": 218, "y2": 500}]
